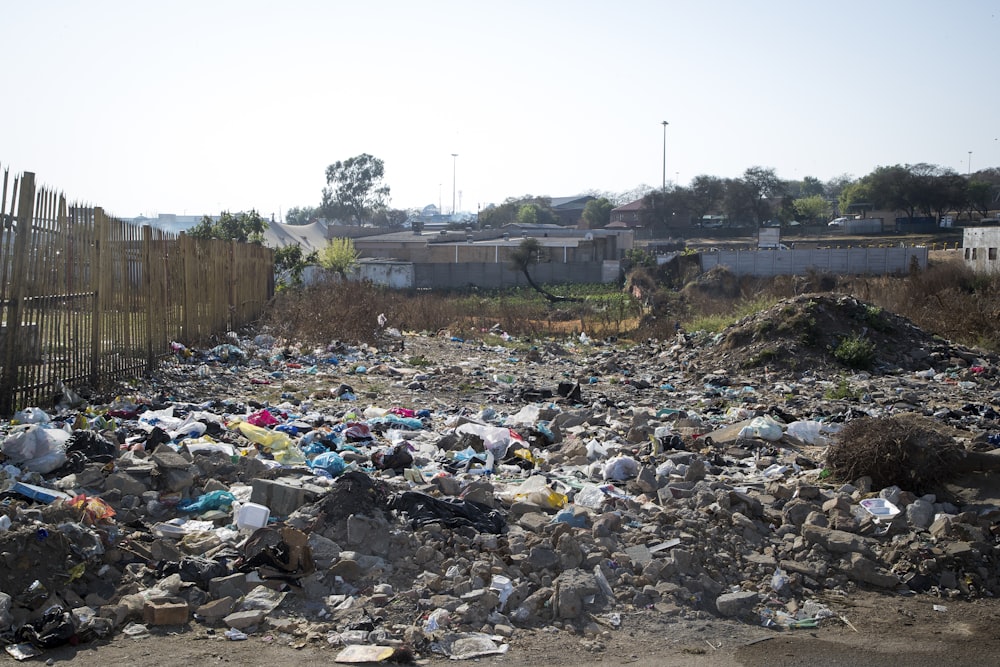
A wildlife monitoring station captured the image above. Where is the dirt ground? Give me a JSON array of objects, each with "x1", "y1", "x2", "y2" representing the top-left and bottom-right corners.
[{"x1": 29, "y1": 590, "x2": 1000, "y2": 666}]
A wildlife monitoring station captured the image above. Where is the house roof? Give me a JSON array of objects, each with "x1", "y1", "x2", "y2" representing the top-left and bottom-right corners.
[
  {"x1": 549, "y1": 195, "x2": 595, "y2": 209},
  {"x1": 611, "y1": 198, "x2": 646, "y2": 212},
  {"x1": 263, "y1": 220, "x2": 330, "y2": 253}
]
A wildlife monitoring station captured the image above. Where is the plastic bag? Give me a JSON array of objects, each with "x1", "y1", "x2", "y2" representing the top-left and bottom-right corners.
[
  {"x1": 13, "y1": 407, "x2": 50, "y2": 425},
  {"x1": 738, "y1": 415, "x2": 783, "y2": 442},
  {"x1": 1, "y1": 426, "x2": 70, "y2": 474},
  {"x1": 309, "y1": 451, "x2": 346, "y2": 476},
  {"x1": 785, "y1": 420, "x2": 841, "y2": 446},
  {"x1": 455, "y1": 423, "x2": 523, "y2": 459},
  {"x1": 177, "y1": 490, "x2": 236, "y2": 513},
  {"x1": 602, "y1": 455, "x2": 640, "y2": 481}
]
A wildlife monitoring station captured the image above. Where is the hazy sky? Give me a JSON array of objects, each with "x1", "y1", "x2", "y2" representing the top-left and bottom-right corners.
[{"x1": 4, "y1": 1, "x2": 998, "y2": 219}]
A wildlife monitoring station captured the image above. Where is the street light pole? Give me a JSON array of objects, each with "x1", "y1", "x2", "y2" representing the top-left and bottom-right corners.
[
  {"x1": 661, "y1": 121, "x2": 669, "y2": 191},
  {"x1": 968, "y1": 151, "x2": 972, "y2": 176},
  {"x1": 451, "y1": 153, "x2": 458, "y2": 216}
]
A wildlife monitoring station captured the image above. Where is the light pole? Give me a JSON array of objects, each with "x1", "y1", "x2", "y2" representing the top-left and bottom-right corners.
[
  {"x1": 968, "y1": 151, "x2": 972, "y2": 176},
  {"x1": 661, "y1": 121, "x2": 669, "y2": 191},
  {"x1": 451, "y1": 153, "x2": 458, "y2": 216}
]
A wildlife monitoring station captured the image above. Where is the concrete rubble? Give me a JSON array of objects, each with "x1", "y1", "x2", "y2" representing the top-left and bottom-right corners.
[{"x1": 1, "y1": 303, "x2": 1000, "y2": 660}]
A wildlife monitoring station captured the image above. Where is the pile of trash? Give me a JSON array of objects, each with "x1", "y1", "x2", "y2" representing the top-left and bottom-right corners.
[{"x1": 1, "y1": 314, "x2": 999, "y2": 661}]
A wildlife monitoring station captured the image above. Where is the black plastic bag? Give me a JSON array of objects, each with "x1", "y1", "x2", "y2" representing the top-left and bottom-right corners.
[{"x1": 390, "y1": 491, "x2": 506, "y2": 534}]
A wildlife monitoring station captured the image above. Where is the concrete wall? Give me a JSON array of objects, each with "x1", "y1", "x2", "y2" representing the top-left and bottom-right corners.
[
  {"x1": 412, "y1": 261, "x2": 609, "y2": 289},
  {"x1": 357, "y1": 261, "x2": 415, "y2": 288},
  {"x1": 963, "y1": 227, "x2": 1000, "y2": 273},
  {"x1": 700, "y1": 247, "x2": 928, "y2": 277}
]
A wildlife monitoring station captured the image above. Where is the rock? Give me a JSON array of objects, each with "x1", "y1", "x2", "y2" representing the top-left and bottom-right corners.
[
  {"x1": 844, "y1": 553, "x2": 900, "y2": 588},
  {"x1": 801, "y1": 525, "x2": 872, "y2": 556},
  {"x1": 715, "y1": 591, "x2": 759, "y2": 617},
  {"x1": 224, "y1": 609, "x2": 266, "y2": 630}
]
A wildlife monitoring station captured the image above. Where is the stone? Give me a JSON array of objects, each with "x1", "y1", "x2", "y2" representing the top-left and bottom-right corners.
[
  {"x1": 224, "y1": 609, "x2": 266, "y2": 630},
  {"x1": 801, "y1": 525, "x2": 871, "y2": 556},
  {"x1": 209, "y1": 573, "x2": 250, "y2": 600},
  {"x1": 196, "y1": 597, "x2": 235, "y2": 623},
  {"x1": 525, "y1": 546, "x2": 560, "y2": 571},
  {"x1": 715, "y1": 591, "x2": 759, "y2": 617},
  {"x1": 105, "y1": 472, "x2": 148, "y2": 497},
  {"x1": 844, "y1": 553, "x2": 899, "y2": 588},
  {"x1": 329, "y1": 558, "x2": 362, "y2": 581},
  {"x1": 906, "y1": 498, "x2": 935, "y2": 529},
  {"x1": 143, "y1": 597, "x2": 189, "y2": 626}
]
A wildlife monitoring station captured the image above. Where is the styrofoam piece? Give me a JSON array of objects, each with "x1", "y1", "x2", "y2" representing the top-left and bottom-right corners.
[{"x1": 236, "y1": 502, "x2": 270, "y2": 529}]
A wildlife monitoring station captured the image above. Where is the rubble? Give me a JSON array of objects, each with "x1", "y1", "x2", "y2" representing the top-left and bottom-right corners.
[{"x1": 1, "y1": 293, "x2": 1000, "y2": 660}]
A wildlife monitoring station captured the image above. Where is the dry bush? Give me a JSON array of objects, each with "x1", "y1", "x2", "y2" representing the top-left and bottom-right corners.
[
  {"x1": 826, "y1": 416, "x2": 964, "y2": 492},
  {"x1": 845, "y1": 260, "x2": 1000, "y2": 352}
]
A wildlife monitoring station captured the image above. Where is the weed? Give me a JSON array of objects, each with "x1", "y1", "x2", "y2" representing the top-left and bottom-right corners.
[
  {"x1": 832, "y1": 333, "x2": 877, "y2": 369},
  {"x1": 745, "y1": 347, "x2": 782, "y2": 368},
  {"x1": 824, "y1": 378, "x2": 860, "y2": 400}
]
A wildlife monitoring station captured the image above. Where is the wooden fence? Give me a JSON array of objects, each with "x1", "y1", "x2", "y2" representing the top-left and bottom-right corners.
[{"x1": 0, "y1": 169, "x2": 273, "y2": 414}]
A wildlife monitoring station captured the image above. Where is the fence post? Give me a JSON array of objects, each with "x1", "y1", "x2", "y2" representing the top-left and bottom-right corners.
[
  {"x1": 142, "y1": 225, "x2": 155, "y2": 372},
  {"x1": 0, "y1": 173, "x2": 35, "y2": 414},
  {"x1": 180, "y1": 232, "x2": 193, "y2": 342},
  {"x1": 90, "y1": 207, "x2": 107, "y2": 387}
]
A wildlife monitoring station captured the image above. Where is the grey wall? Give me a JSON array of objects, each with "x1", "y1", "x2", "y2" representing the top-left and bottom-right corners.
[
  {"x1": 413, "y1": 261, "x2": 609, "y2": 289},
  {"x1": 699, "y1": 247, "x2": 928, "y2": 276}
]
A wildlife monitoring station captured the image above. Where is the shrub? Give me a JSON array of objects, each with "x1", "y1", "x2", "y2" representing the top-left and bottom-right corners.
[
  {"x1": 826, "y1": 415, "x2": 962, "y2": 492},
  {"x1": 832, "y1": 333, "x2": 876, "y2": 369}
]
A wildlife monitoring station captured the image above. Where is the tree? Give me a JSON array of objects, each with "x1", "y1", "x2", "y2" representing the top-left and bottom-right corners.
[
  {"x1": 319, "y1": 237, "x2": 360, "y2": 279},
  {"x1": 321, "y1": 154, "x2": 390, "y2": 225},
  {"x1": 188, "y1": 210, "x2": 266, "y2": 244},
  {"x1": 688, "y1": 175, "x2": 726, "y2": 225},
  {"x1": 722, "y1": 178, "x2": 755, "y2": 226},
  {"x1": 800, "y1": 176, "x2": 826, "y2": 197},
  {"x1": 967, "y1": 180, "x2": 993, "y2": 218},
  {"x1": 478, "y1": 196, "x2": 557, "y2": 229},
  {"x1": 371, "y1": 208, "x2": 410, "y2": 228},
  {"x1": 581, "y1": 198, "x2": 613, "y2": 229},
  {"x1": 741, "y1": 166, "x2": 785, "y2": 225},
  {"x1": 285, "y1": 206, "x2": 317, "y2": 226},
  {"x1": 793, "y1": 195, "x2": 831, "y2": 223},
  {"x1": 273, "y1": 244, "x2": 318, "y2": 289},
  {"x1": 640, "y1": 187, "x2": 692, "y2": 237},
  {"x1": 509, "y1": 238, "x2": 580, "y2": 303}
]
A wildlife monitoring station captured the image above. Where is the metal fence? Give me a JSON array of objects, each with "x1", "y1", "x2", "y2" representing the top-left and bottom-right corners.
[{"x1": 0, "y1": 169, "x2": 273, "y2": 414}]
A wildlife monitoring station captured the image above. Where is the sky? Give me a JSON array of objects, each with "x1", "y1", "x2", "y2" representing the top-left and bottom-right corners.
[{"x1": 3, "y1": 1, "x2": 999, "y2": 220}]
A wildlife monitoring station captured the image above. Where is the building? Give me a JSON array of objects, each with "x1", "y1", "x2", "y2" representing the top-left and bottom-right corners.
[
  {"x1": 963, "y1": 226, "x2": 1000, "y2": 273},
  {"x1": 549, "y1": 195, "x2": 596, "y2": 227}
]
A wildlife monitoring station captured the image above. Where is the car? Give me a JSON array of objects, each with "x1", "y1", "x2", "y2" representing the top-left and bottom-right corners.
[{"x1": 828, "y1": 217, "x2": 848, "y2": 227}]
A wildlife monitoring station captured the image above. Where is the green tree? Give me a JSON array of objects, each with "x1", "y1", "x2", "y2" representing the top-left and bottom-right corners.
[
  {"x1": 319, "y1": 237, "x2": 360, "y2": 279},
  {"x1": 722, "y1": 178, "x2": 755, "y2": 226},
  {"x1": 273, "y1": 244, "x2": 318, "y2": 289},
  {"x1": 741, "y1": 166, "x2": 785, "y2": 226},
  {"x1": 581, "y1": 197, "x2": 613, "y2": 229},
  {"x1": 188, "y1": 210, "x2": 266, "y2": 244},
  {"x1": 479, "y1": 196, "x2": 557, "y2": 228},
  {"x1": 285, "y1": 206, "x2": 317, "y2": 226},
  {"x1": 688, "y1": 175, "x2": 726, "y2": 225},
  {"x1": 509, "y1": 238, "x2": 580, "y2": 303},
  {"x1": 640, "y1": 187, "x2": 692, "y2": 237},
  {"x1": 321, "y1": 154, "x2": 390, "y2": 225},
  {"x1": 371, "y1": 208, "x2": 410, "y2": 228},
  {"x1": 793, "y1": 194, "x2": 831, "y2": 223},
  {"x1": 967, "y1": 180, "x2": 993, "y2": 218},
  {"x1": 516, "y1": 204, "x2": 540, "y2": 226}
]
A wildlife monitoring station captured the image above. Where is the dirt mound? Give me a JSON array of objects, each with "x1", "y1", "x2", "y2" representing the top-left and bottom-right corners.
[{"x1": 710, "y1": 293, "x2": 986, "y2": 374}]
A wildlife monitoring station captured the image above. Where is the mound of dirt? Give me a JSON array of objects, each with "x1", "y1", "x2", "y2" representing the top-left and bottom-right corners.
[{"x1": 708, "y1": 293, "x2": 989, "y2": 374}]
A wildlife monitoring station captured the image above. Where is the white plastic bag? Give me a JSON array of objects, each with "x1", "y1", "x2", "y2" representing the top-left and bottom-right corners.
[
  {"x1": 738, "y1": 415, "x2": 783, "y2": 442},
  {"x1": 1, "y1": 426, "x2": 70, "y2": 474},
  {"x1": 602, "y1": 455, "x2": 640, "y2": 481}
]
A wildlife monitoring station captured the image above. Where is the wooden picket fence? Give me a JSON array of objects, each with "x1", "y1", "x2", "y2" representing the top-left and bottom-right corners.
[{"x1": 0, "y1": 169, "x2": 273, "y2": 414}]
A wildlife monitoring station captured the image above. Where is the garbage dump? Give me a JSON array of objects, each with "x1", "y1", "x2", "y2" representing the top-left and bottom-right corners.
[{"x1": 1, "y1": 296, "x2": 1000, "y2": 661}]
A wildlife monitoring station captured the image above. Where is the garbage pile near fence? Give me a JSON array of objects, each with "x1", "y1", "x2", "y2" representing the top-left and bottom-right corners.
[{"x1": 1, "y1": 294, "x2": 1000, "y2": 661}]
